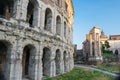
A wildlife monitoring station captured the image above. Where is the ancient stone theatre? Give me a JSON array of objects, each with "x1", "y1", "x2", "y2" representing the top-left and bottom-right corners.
[{"x1": 0, "y1": 0, "x2": 74, "y2": 80}]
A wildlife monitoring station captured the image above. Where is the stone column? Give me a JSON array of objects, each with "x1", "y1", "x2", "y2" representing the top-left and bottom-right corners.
[
  {"x1": 33, "y1": 4, "x2": 41, "y2": 29},
  {"x1": 20, "y1": 0, "x2": 29, "y2": 21},
  {"x1": 50, "y1": 50, "x2": 56, "y2": 77},
  {"x1": 90, "y1": 34, "x2": 93, "y2": 57},
  {"x1": 94, "y1": 33, "x2": 97, "y2": 57},
  {"x1": 40, "y1": 4, "x2": 45, "y2": 32},
  {"x1": 13, "y1": 37, "x2": 23, "y2": 80},
  {"x1": 60, "y1": 50, "x2": 64, "y2": 74},
  {"x1": 37, "y1": 44, "x2": 43, "y2": 80},
  {"x1": 52, "y1": 8, "x2": 56, "y2": 35},
  {"x1": 13, "y1": 0, "x2": 21, "y2": 19},
  {"x1": 98, "y1": 34, "x2": 101, "y2": 57},
  {"x1": 5, "y1": 45, "x2": 16, "y2": 80}
]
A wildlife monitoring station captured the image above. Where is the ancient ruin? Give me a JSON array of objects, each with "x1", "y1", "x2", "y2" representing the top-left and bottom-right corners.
[
  {"x1": 83, "y1": 27, "x2": 103, "y2": 65},
  {"x1": 0, "y1": 0, "x2": 74, "y2": 80}
]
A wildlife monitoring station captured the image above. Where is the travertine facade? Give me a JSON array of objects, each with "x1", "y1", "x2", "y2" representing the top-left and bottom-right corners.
[
  {"x1": 83, "y1": 27, "x2": 103, "y2": 65},
  {"x1": 0, "y1": 0, "x2": 74, "y2": 80}
]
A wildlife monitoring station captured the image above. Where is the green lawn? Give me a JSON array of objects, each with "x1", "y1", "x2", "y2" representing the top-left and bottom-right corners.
[
  {"x1": 45, "y1": 68, "x2": 114, "y2": 80},
  {"x1": 97, "y1": 63, "x2": 120, "y2": 73}
]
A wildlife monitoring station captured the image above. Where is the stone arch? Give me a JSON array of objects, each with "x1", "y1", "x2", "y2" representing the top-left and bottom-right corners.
[
  {"x1": 56, "y1": 15, "x2": 61, "y2": 35},
  {"x1": 26, "y1": 0, "x2": 38, "y2": 27},
  {"x1": 44, "y1": 8, "x2": 52, "y2": 32},
  {"x1": 55, "y1": 49, "x2": 61, "y2": 75},
  {"x1": 64, "y1": 22, "x2": 67, "y2": 38},
  {"x1": 63, "y1": 51, "x2": 67, "y2": 72},
  {"x1": 115, "y1": 49, "x2": 118, "y2": 56},
  {"x1": 0, "y1": 0, "x2": 14, "y2": 19},
  {"x1": 42, "y1": 47, "x2": 51, "y2": 77},
  {"x1": 0, "y1": 40, "x2": 12, "y2": 80},
  {"x1": 22, "y1": 44, "x2": 36, "y2": 80}
]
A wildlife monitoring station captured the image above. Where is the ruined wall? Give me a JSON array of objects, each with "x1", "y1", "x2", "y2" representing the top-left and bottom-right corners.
[{"x1": 0, "y1": 0, "x2": 74, "y2": 80}]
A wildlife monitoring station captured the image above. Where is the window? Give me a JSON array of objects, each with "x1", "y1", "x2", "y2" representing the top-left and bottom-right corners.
[
  {"x1": 65, "y1": 2, "x2": 68, "y2": 12},
  {"x1": 56, "y1": 16, "x2": 61, "y2": 35},
  {"x1": 64, "y1": 22, "x2": 66, "y2": 38},
  {"x1": 44, "y1": 8, "x2": 52, "y2": 32}
]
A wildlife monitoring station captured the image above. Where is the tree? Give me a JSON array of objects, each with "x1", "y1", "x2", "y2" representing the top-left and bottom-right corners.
[{"x1": 104, "y1": 41, "x2": 110, "y2": 49}]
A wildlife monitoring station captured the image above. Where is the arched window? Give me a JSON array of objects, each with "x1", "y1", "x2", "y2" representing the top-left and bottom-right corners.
[
  {"x1": 56, "y1": 16, "x2": 61, "y2": 35},
  {"x1": 26, "y1": 0, "x2": 35, "y2": 27},
  {"x1": 56, "y1": 0, "x2": 60, "y2": 6},
  {"x1": 0, "y1": 0, "x2": 14, "y2": 19},
  {"x1": 22, "y1": 45, "x2": 36, "y2": 79},
  {"x1": 64, "y1": 22, "x2": 67, "y2": 38},
  {"x1": 63, "y1": 51, "x2": 67, "y2": 72},
  {"x1": 44, "y1": 8, "x2": 52, "y2": 32},
  {"x1": 42, "y1": 47, "x2": 51, "y2": 77},
  {"x1": 55, "y1": 49, "x2": 61, "y2": 75}
]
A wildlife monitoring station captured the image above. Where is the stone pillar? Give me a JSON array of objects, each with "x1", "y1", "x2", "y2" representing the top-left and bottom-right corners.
[
  {"x1": 13, "y1": 42, "x2": 22, "y2": 80},
  {"x1": 61, "y1": 51, "x2": 64, "y2": 74},
  {"x1": 52, "y1": 9, "x2": 56, "y2": 35},
  {"x1": 33, "y1": 4, "x2": 41, "y2": 29},
  {"x1": 34, "y1": 50, "x2": 39, "y2": 80},
  {"x1": 90, "y1": 34, "x2": 93, "y2": 57},
  {"x1": 5, "y1": 45, "x2": 16, "y2": 80},
  {"x1": 94, "y1": 33, "x2": 97, "y2": 57},
  {"x1": 50, "y1": 50, "x2": 56, "y2": 77},
  {"x1": 20, "y1": 0, "x2": 29, "y2": 21},
  {"x1": 98, "y1": 34, "x2": 101, "y2": 57},
  {"x1": 40, "y1": 4, "x2": 45, "y2": 31},
  {"x1": 37, "y1": 44, "x2": 43, "y2": 80},
  {"x1": 61, "y1": 18, "x2": 64, "y2": 39},
  {"x1": 13, "y1": 0, "x2": 21, "y2": 19}
]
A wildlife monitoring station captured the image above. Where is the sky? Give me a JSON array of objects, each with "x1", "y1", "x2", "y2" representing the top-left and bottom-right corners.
[{"x1": 72, "y1": 0, "x2": 120, "y2": 49}]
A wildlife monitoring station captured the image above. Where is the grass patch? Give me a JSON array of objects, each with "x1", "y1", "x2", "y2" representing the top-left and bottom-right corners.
[
  {"x1": 45, "y1": 68, "x2": 114, "y2": 80},
  {"x1": 97, "y1": 63, "x2": 120, "y2": 73}
]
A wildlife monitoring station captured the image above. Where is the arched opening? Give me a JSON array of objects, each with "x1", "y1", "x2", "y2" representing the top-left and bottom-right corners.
[
  {"x1": 115, "y1": 49, "x2": 118, "y2": 56},
  {"x1": 22, "y1": 45, "x2": 36, "y2": 79},
  {"x1": 0, "y1": 41, "x2": 10, "y2": 80},
  {"x1": 26, "y1": 0, "x2": 36, "y2": 27},
  {"x1": 64, "y1": 22, "x2": 66, "y2": 38},
  {"x1": 42, "y1": 47, "x2": 51, "y2": 77},
  {"x1": 55, "y1": 49, "x2": 61, "y2": 75},
  {"x1": 63, "y1": 51, "x2": 67, "y2": 72},
  {"x1": 44, "y1": 8, "x2": 52, "y2": 32},
  {"x1": 0, "y1": 0, "x2": 14, "y2": 19},
  {"x1": 56, "y1": 16, "x2": 61, "y2": 35}
]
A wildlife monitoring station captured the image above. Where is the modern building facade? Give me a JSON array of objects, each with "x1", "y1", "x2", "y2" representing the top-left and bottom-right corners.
[{"x1": 0, "y1": 0, "x2": 74, "y2": 80}]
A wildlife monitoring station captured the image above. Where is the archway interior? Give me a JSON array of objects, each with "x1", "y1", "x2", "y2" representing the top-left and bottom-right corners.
[
  {"x1": 115, "y1": 50, "x2": 118, "y2": 56},
  {"x1": 42, "y1": 47, "x2": 51, "y2": 76},
  {"x1": 56, "y1": 16, "x2": 61, "y2": 35},
  {"x1": 22, "y1": 46, "x2": 31, "y2": 78},
  {"x1": 63, "y1": 51, "x2": 67, "y2": 72},
  {"x1": 0, "y1": 42, "x2": 7, "y2": 80},
  {"x1": 0, "y1": 0, "x2": 14, "y2": 18},
  {"x1": 27, "y1": 0, "x2": 35, "y2": 27},
  {"x1": 44, "y1": 8, "x2": 52, "y2": 31},
  {"x1": 55, "y1": 49, "x2": 61, "y2": 75}
]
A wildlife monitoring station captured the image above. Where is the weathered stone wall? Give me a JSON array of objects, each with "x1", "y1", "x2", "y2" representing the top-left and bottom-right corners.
[{"x1": 0, "y1": 0, "x2": 74, "y2": 80}]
